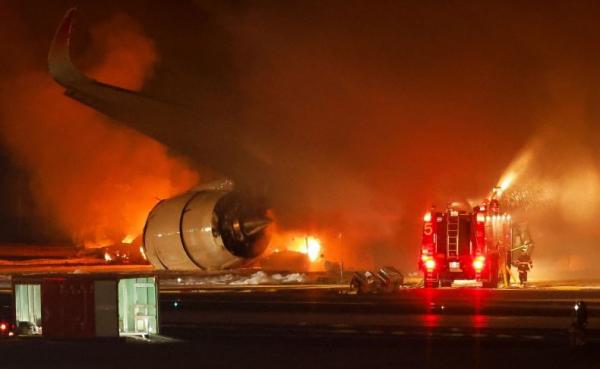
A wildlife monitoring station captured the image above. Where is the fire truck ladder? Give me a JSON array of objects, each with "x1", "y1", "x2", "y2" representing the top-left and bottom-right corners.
[{"x1": 447, "y1": 216, "x2": 459, "y2": 258}]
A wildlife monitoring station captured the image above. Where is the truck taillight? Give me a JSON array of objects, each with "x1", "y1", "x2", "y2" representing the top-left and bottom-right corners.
[
  {"x1": 476, "y1": 213, "x2": 485, "y2": 223},
  {"x1": 473, "y1": 255, "x2": 485, "y2": 271},
  {"x1": 424, "y1": 257, "x2": 436, "y2": 271}
]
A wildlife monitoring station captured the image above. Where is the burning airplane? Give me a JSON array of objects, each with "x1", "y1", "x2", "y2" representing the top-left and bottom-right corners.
[{"x1": 48, "y1": 9, "x2": 273, "y2": 271}]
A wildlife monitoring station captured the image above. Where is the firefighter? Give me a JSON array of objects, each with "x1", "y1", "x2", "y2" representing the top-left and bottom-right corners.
[{"x1": 512, "y1": 224, "x2": 534, "y2": 285}]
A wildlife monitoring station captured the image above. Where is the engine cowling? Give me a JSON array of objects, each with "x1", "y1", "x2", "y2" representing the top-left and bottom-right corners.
[{"x1": 142, "y1": 187, "x2": 271, "y2": 271}]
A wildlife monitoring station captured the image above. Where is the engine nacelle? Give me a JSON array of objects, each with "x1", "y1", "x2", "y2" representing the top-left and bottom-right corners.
[{"x1": 143, "y1": 186, "x2": 271, "y2": 271}]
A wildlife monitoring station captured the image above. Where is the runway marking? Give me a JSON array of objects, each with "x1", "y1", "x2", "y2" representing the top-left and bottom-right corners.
[
  {"x1": 523, "y1": 335, "x2": 544, "y2": 340},
  {"x1": 366, "y1": 330, "x2": 384, "y2": 335},
  {"x1": 331, "y1": 323, "x2": 350, "y2": 328},
  {"x1": 335, "y1": 329, "x2": 358, "y2": 334},
  {"x1": 391, "y1": 331, "x2": 406, "y2": 335}
]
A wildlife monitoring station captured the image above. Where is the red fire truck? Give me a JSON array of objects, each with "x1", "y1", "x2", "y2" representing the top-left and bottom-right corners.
[{"x1": 418, "y1": 195, "x2": 514, "y2": 288}]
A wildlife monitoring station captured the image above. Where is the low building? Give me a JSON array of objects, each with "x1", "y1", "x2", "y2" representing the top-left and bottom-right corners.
[{"x1": 12, "y1": 273, "x2": 158, "y2": 338}]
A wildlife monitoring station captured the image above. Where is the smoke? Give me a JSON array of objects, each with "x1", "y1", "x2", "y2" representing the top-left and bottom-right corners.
[
  {"x1": 499, "y1": 127, "x2": 600, "y2": 279},
  {"x1": 3, "y1": 2, "x2": 600, "y2": 278},
  {"x1": 0, "y1": 9, "x2": 198, "y2": 247},
  {"x1": 216, "y1": 2, "x2": 537, "y2": 270},
  {"x1": 212, "y1": 1, "x2": 600, "y2": 275}
]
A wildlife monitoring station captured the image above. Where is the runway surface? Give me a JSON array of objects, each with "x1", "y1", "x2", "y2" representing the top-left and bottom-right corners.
[
  {"x1": 160, "y1": 287, "x2": 600, "y2": 336},
  {"x1": 0, "y1": 286, "x2": 599, "y2": 368}
]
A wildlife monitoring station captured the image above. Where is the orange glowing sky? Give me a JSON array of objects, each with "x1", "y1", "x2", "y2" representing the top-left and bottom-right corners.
[{"x1": 2, "y1": 1, "x2": 600, "y2": 276}]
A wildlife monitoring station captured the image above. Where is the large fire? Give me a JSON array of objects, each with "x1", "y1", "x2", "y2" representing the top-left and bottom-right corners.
[
  {"x1": 0, "y1": 13, "x2": 198, "y2": 248},
  {"x1": 270, "y1": 230, "x2": 323, "y2": 263},
  {"x1": 287, "y1": 236, "x2": 321, "y2": 262}
]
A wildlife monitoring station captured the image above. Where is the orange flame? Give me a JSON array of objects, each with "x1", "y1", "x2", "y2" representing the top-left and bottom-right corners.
[
  {"x1": 269, "y1": 229, "x2": 322, "y2": 263},
  {"x1": 0, "y1": 13, "x2": 198, "y2": 248}
]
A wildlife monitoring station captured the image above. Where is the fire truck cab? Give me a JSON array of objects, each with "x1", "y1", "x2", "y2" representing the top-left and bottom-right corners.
[{"x1": 419, "y1": 198, "x2": 512, "y2": 288}]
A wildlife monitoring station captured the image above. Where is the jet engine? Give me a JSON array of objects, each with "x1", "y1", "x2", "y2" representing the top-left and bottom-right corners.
[{"x1": 143, "y1": 183, "x2": 271, "y2": 271}]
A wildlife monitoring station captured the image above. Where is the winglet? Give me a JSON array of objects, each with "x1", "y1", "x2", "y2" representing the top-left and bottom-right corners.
[{"x1": 48, "y1": 7, "x2": 87, "y2": 86}]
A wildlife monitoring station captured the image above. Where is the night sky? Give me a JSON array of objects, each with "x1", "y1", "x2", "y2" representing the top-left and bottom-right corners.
[{"x1": 2, "y1": 1, "x2": 600, "y2": 276}]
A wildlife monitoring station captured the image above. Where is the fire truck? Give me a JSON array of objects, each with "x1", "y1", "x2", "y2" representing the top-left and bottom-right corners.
[{"x1": 418, "y1": 193, "x2": 524, "y2": 288}]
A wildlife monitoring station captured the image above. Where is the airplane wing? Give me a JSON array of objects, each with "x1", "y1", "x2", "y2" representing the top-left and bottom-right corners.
[
  {"x1": 48, "y1": 8, "x2": 271, "y2": 191},
  {"x1": 48, "y1": 8, "x2": 189, "y2": 142}
]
